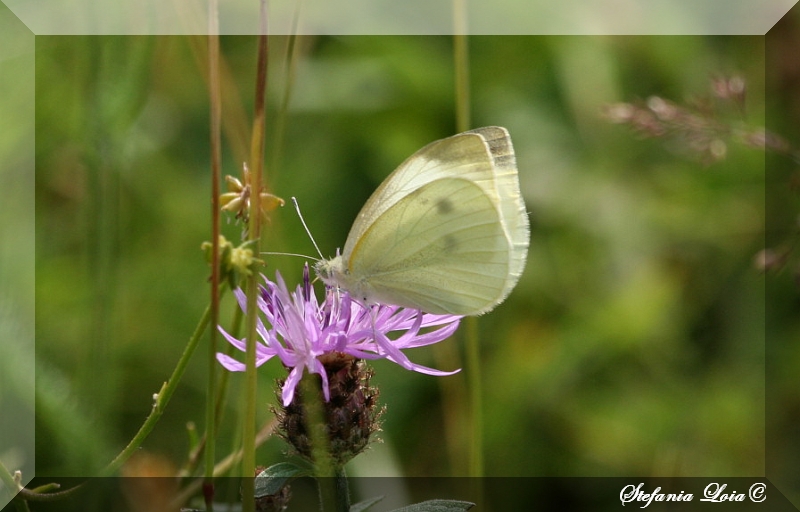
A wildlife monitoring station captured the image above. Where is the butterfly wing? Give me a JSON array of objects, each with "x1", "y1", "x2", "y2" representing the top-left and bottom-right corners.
[
  {"x1": 330, "y1": 126, "x2": 529, "y2": 315},
  {"x1": 346, "y1": 177, "x2": 510, "y2": 315},
  {"x1": 343, "y1": 127, "x2": 508, "y2": 257},
  {"x1": 468, "y1": 127, "x2": 530, "y2": 301}
]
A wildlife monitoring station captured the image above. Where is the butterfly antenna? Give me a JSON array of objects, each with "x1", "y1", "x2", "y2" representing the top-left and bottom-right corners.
[
  {"x1": 292, "y1": 197, "x2": 325, "y2": 260},
  {"x1": 260, "y1": 251, "x2": 318, "y2": 261}
]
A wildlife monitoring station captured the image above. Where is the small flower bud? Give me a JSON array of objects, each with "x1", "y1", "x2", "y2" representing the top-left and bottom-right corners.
[
  {"x1": 220, "y1": 164, "x2": 285, "y2": 223},
  {"x1": 201, "y1": 236, "x2": 264, "y2": 288}
]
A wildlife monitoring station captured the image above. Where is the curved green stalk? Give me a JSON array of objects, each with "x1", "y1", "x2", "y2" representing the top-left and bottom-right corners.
[{"x1": 104, "y1": 299, "x2": 216, "y2": 475}]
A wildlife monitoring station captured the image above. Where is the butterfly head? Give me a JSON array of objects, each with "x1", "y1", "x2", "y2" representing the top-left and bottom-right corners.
[
  {"x1": 314, "y1": 254, "x2": 345, "y2": 287},
  {"x1": 315, "y1": 252, "x2": 376, "y2": 306},
  {"x1": 315, "y1": 249, "x2": 355, "y2": 289}
]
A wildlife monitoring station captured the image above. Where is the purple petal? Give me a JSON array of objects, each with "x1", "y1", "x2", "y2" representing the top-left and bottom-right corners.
[
  {"x1": 217, "y1": 266, "x2": 464, "y2": 405},
  {"x1": 216, "y1": 352, "x2": 246, "y2": 371},
  {"x1": 282, "y1": 365, "x2": 305, "y2": 406}
]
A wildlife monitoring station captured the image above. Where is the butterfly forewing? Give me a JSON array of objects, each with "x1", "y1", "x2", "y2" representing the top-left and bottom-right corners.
[
  {"x1": 342, "y1": 131, "x2": 501, "y2": 259},
  {"x1": 347, "y1": 177, "x2": 509, "y2": 315},
  {"x1": 322, "y1": 126, "x2": 529, "y2": 316}
]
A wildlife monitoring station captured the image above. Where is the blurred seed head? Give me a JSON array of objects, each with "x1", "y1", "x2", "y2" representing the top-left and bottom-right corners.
[
  {"x1": 603, "y1": 75, "x2": 794, "y2": 165},
  {"x1": 754, "y1": 248, "x2": 788, "y2": 273},
  {"x1": 712, "y1": 75, "x2": 746, "y2": 106},
  {"x1": 220, "y1": 163, "x2": 285, "y2": 224}
]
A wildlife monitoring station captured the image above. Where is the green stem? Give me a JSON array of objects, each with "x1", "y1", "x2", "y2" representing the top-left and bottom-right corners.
[
  {"x1": 13, "y1": 499, "x2": 30, "y2": 512},
  {"x1": 1, "y1": 461, "x2": 28, "y2": 512},
  {"x1": 104, "y1": 299, "x2": 216, "y2": 475},
  {"x1": 315, "y1": 468, "x2": 350, "y2": 512},
  {"x1": 224, "y1": 305, "x2": 246, "y2": 476},
  {"x1": 1, "y1": 460, "x2": 85, "y2": 505},
  {"x1": 299, "y1": 374, "x2": 342, "y2": 511},
  {"x1": 465, "y1": 317, "x2": 484, "y2": 477},
  {"x1": 0, "y1": 459, "x2": 17, "y2": 500},
  {"x1": 316, "y1": 470, "x2": 350, "y2": 512},
  {"x1": 241, "y1": 274, "x2": 259, "y2": 494},
  {"x1": 215, "y1": 304, "x2": 243, "y2": 428},
  {"x1": 334, "y1": 467, "x2": 351, "y2": 512},
  {"x1": 241, "y1": 16, "x2": 269, "y2": 511},
  {"x1": 301, "y1": 376, "x2": 334, "y2": 478},
  {"x1": 453, "y1": 6, "x2": 482, "y2": 478},
  {"x1": 206, "y1": 2, "x2": 223, "y2": 509},
  {"x1": 178, "y1": 303, "x2": 243, "y2": 479},
  {"x1": 453, "y1": 34, "x2": 470, "y2": 132},
  {"x1": 230, "y1": 6, "x2": 285, "y2": 510}
]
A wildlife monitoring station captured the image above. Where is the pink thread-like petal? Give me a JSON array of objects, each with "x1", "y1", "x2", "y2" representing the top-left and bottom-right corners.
[{"x1": 217, "y1": 266, "x2": 463, "y2": 405}]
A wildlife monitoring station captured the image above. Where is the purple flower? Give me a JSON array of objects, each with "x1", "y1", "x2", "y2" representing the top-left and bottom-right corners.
[{"x1": 217, "y1": 265, "x2": 462, "y2": 406}]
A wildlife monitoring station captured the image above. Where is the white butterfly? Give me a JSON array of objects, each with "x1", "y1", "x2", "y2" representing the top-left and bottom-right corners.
[{"x1": 315, "y1": 126, "x2": 529, "y2": 316}]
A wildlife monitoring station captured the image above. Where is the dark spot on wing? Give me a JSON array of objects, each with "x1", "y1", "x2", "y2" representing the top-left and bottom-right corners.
[
  {"x1": 443, "y1": 235, "x2": 458, "y2": 253},
  {"x1": 436, "y1": 198, "x2": 454, "y2": 215}
]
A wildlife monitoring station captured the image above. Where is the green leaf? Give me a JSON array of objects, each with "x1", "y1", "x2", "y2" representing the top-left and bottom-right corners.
[
  {"x1": 350, "y1": 495, "x2": 385, "y2": 512},
  {"x1": 389, "y1": 499, "x2": 475, "y2": 512},
  {"x1": 253, "y1": 462, "x2": 305, "y2": 498}
]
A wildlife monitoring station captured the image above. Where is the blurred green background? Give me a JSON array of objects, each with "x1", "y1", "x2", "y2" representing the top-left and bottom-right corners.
[{"x1": 31, "y1": 28, "x2": 798, "y2": 500}]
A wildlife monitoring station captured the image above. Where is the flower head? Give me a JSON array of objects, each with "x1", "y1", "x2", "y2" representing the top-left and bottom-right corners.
[
  {"x1": 217, "y1": 265, "x2": 462, "y2": 407},
  {"x1": 220, "y1": 163, "x2": 285, "y2": 223}
]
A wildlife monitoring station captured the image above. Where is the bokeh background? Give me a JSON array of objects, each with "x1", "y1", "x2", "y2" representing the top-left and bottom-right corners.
[{"x1": 29, "y1": 18, "x2": 799, "y2": 507}]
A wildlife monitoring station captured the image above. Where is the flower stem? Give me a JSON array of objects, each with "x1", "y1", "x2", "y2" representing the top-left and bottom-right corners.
[
  {"x1": 317, "y1": 467, "x2": 350, "y2": 512},
  {"x1": 334, "y1": 466, "x2": 351, "y2": 512},
  {"x1": 299, "y1": 374, "x2": 350, "y2": 511},
  {"x1": 465, "y1": 316, "x2": 484, "y2": 477},
  {"x1": 453, "y1": 10, "x2": 484, "y2": 479},
  {"x1": 0, "y1": 467, "x2": 26, "y2": 511},
  {"x1": 0, "y1": 460, "x2": 15, "y2": 492},
  {"x1": 206, "y1": 0, "x2": 223, "y2": 507},
  {"x1": 12, "y1": 499, "x2": 30, "y2": 512},
  {"x1": 104, "y1": 297, "x2": 217, "y2": 475},
  {"x1": 241, "y1": 12, "x2": 269, "y2": 510},
  {"x1": 300, "y1": 376, "x2": 334, "y2": 478},
  {"x1": 242, "y1": 274, "x2": 259, "y2": 488},
  {"x1": 453, "y1": 17, "x2": 470, "y2": 133}
]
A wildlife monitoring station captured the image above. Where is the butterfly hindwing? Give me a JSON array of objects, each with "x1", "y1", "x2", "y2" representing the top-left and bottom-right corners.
[
  {"x1": 347, "y1": 177, "x2": 509, "y2": 315},
  {"x1": 319, "y1": 126, "x2": 529, "y2": 316}
]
